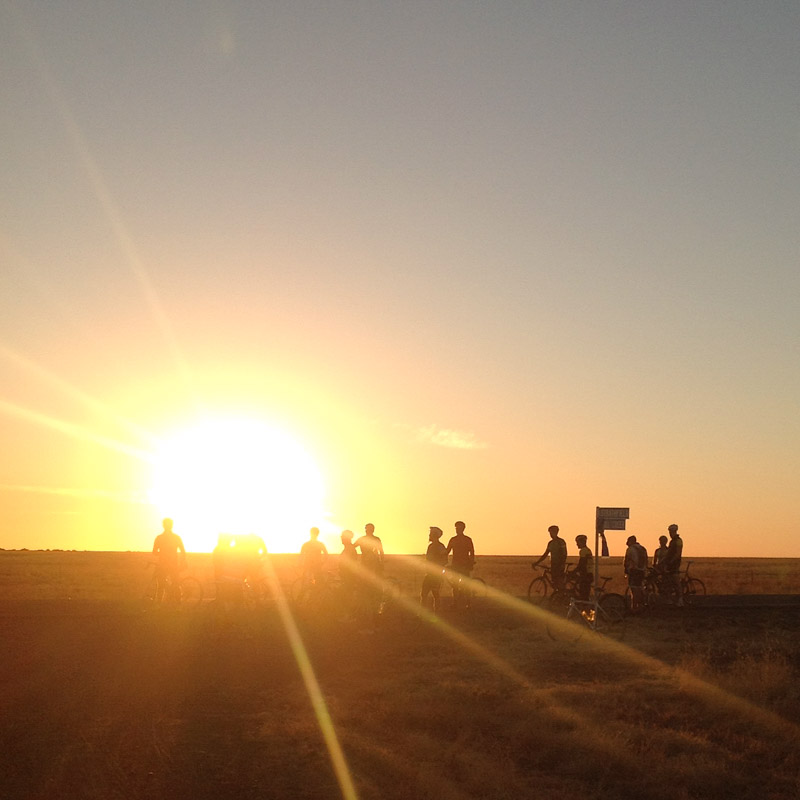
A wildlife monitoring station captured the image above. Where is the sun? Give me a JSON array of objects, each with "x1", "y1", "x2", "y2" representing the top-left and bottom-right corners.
[{"x1": 148, "y1": 416, "x2": 326, "y2": 552}]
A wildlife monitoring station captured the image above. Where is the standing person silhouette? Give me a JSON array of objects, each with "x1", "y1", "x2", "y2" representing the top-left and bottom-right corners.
[
  {"x1": 624, "y1": 535, "x2": 648, "y2": 613},
  {"x1": 533, "y1": 525, "x2": 567, "y2": 594},
  {"x1": 152, "y1": 518, "x2": 186, "y2": 601},
  {"x1": 339, "y1": 530, "x2": 358, "y2": 572},
  {"x1": 338, "y1": 530, "x2": 358, "y2": 607},
  {"x1": 354, "y1": 523, "x2": 385, "y2": 625},
  {"x1": 420, "y1": 526, "x2": 448, "y2": 612},
  {"x1": 663, "y1": 524, "x2": 684, "y2": 606},
  {"x1": 572, "y1": 534, "x2": 593, "y2": 601},
  {"x1": 446, "y1": 521, "x2": 475, "y2": 609},
  {"x1": 354, "y1": 523, "x2": 384, "y2": 573},
  {"x1": 653, "y1": 535, "x2": 669, "y2": 574},
  {"x1": 300, "y1": 527, "x2": 328, "y2": 587}
]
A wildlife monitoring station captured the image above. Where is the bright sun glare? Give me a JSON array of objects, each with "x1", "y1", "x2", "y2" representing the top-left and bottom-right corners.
[{"x1": 148, "y1": 417, "x2": 326, "y2": 552}]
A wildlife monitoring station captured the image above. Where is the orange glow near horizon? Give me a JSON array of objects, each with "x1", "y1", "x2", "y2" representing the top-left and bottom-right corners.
[{"x1": 148, "y1": 416, "x2": 327, "y2": 553}]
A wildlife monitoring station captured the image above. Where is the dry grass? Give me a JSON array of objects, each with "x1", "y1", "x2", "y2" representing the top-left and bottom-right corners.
[{"x1": 1, "y1": 551, "x2": 800, "y2": 799}]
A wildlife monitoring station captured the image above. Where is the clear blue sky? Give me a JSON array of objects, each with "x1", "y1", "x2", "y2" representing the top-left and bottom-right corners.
[{"x1": 2, "y1": 2, "x2": 799, "y2": 555}]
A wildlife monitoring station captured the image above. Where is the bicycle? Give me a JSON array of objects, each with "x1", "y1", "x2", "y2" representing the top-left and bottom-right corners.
[
  {"x1": 546, "y1": 593, "x2": 627, "y2": 642},
  {"x1": 527, "y1": 562, "x2": 578, "y2": 604},
  {"x1": 444, "y1": 567, "x2": 486, "y2": 609},
  {"x1": 142, "y1": 562, "x2": 203, "y2": 608},
  {"x1": 635, "y1": 561, "x2": 706, "y2": 608},
  {"x1": 681, "y1": 561, "x2": 706, "y2": 601},
  {"x1": 543, "y1": 572, "x2": 626, "y2": 641},
  {"x1": 291, "y1": 570, "x2": 400, "y2": 624},
  {"x1": 242, "y1": 574, "x2": 272, "y2": 607},
  {"x1": 213, "y1": 573, "x2": 272, "y2": 608},
  {"x1": 623, "y1": 568, "x2": 652, "y2": 614},
  {"x1": 292, "y1": 571, "x2": 340, "y2": 614}
]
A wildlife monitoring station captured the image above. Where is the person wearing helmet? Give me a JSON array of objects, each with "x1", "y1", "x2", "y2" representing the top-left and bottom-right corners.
[
  {"x1": 653, "y1": 535, "x2": 669, "y2": 573},
  {"x1": 340, "y1": 529, "x2": 357, "y2": 563},
  {"x1": 624, "y1": 535, "x2": 648, "y2": 613},
  {"x1": 572, "y1": 534, "x2": 593, "y2": 601},
  {"x1": 420, "y1": 526, "x2": 448, "y2": 612},
  {"x1": 338, "y1": 530, "x2": 358, "y2": 610}
]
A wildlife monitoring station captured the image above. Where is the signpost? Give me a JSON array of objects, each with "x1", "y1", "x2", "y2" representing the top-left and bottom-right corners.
[
  {"x1": 596, "y1": 507, "x2": 629, "y2": 523},
  {"x1": 594, "y1": 506, "x2": 630, "y2": 598}
]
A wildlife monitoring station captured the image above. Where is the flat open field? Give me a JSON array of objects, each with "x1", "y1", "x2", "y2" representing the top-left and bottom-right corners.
[{"x1": 2, "y1": 552, "x2": 800, "y2": 799}]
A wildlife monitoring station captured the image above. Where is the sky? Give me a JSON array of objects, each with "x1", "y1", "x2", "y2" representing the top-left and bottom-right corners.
[{"x1": 1, "y1": 1, "x2": 799, "y2": 557}]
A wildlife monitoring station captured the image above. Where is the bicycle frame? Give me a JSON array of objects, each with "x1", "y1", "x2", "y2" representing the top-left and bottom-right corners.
[
  {"x1": 549, "y1": 593, "x2": 626, "y2": 640},
  {"x1": 568, "y1": 597, "x2": 603, "y2": 630},
  {"x1": 530, "y1": 562, "x2": 577, "y2": 594}
]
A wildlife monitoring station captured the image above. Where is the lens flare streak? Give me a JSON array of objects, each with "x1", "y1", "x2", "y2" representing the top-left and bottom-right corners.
[
  {"x1": 388, "y1": 556, "x2": 800, "y2": 743},
  {"x1": 0, "y1": 342, "x2": 158, "y2": 447},
  {"x1": 0, "y1": 398, "x2": 152, "y2": 462},
  {"x1": 0, "y1": 484, "x2": 147, "y2": 502},
  {"x1": 263, "y1": 560, "x2": 359, "y2": 800}
]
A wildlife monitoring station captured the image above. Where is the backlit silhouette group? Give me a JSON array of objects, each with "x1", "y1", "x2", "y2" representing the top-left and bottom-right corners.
[
  {"x1": 151, "y1": 517, "x2": 684, "y2": 612},
  {"x1": 531, "y1": 523, "x2": 685, "y2": 609}
]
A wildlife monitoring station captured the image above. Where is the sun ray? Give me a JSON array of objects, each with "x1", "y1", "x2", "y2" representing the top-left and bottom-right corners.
[
  {"x1": 0, "y1": 341, "x2": 158, "y2": 447},
  {"x1": 0, "y1": 398, "x2": 151, "y2": 462},
  {"x1": 263, "y1": 560, "x2": 359, "y2": 800},
  {"x1": 11, "y1": 10, "x2": 196, "y2": 404},
  {"x1": 354, "y1": 556, "x2": 533, "y2": 684},
  {"x1": 0, "y1": 484, "x2": 147, "y2": 503},
  {"x1": 387, "y1": 555, "x2": 800, "y2": 743}
]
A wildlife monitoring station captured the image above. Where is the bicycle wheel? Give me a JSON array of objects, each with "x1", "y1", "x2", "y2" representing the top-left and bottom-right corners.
[
  {"x1": 683, "y1": 578, "x2": 706, "y2": 604},
  {"x1": 643, "y1": 577, "x2": 660, "y2": 609},
  {"x1": 179, "y1": 576, "x2": 203, "y2": 607},
  {"x1": 624, "y1": 585, "x2": 647, "y2": 614},
  {"x1": 141, "y1": 575, "x2": 159, "y2": 609},
  {"x1": 596, "y1": 594, "x2": 627, "y2": 639},
  {"x1": 599, "y1": 592, "x2": 627, "y2": 618},
  {"x1": 377, "y1": 577, "x2": 401, "y2": 618},
  {"x1": 546, "y1": 602, "x2": 585, "y2": 643},
  {"x1": 242, "y1": 578, "x2": 269, "y2": 608},
  {"x1": 624, "y1": 586, "x2": 633, "y2": 612},
  {"x1": 527, "y1": 577, "x2": 548, "y2": 604}
]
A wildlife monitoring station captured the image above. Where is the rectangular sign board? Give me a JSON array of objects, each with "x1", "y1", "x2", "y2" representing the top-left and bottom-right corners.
[
  {"x1": 601, "y1": 519, "x2": 627, "y2": 530},
  {"x1": 596, "y1": 507, "x2": 629, "y2": 520}
]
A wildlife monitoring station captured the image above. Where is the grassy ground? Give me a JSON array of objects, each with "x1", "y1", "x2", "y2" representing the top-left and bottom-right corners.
[
  {"x1": 2, "y1": 551, "x2": 796, "y2": 602},
  {"x1": 1, "y1": 552, "x2": 799, "y2": 799}
]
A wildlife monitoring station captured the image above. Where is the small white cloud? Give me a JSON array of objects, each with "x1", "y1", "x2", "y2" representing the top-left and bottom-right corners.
[{"x1": 416, "y1": 424, "x2": 488, "y2": 450}]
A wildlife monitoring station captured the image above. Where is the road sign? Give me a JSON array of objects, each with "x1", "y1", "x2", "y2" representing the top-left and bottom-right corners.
[
  {"x1": 601, "y1": 519, "x2": 627, "y2": 530},
  {"x1": 596, "y1": 507, "x2": 629, "y2": 520}
]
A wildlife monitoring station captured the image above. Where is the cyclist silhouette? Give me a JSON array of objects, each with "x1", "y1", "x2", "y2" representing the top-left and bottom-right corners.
[
  {"x1": 534, "y1": 525, "x2": 567, "y2": 593},
  {"x1": 300, "y1": 527, "x2": 328, "y2": 585},
  {"x1": 664, "y1": 524, "x2": 684, "y2": 606},
  {"x1": 446, "y1": 520, "x2": 475, "y2": 609},
  {"x1": 571, "y1": 534, "x2": 593, "y2": 601},
  {"x1": 354, "y1": 523, "x2": 385, "y2": 624},
  {"x1": 152, "y1": 518, "x2": 186, "y2": 601},
  {"x1": 420, "y1": 526, "x2": 448, "y2": 612}
]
